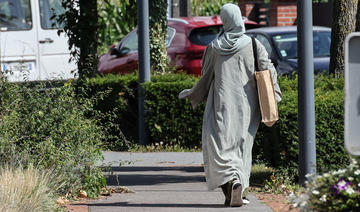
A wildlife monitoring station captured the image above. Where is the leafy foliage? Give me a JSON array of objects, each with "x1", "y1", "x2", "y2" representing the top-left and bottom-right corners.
[
  {"x1": 280, "y1": 75, "x2": 346, "y2": 176},
  {"x1": 97, "y1": 0, "x2": 169, "y2": 73},
  {"x1": 84, "y1": 74, "x2": 139, "y2": 150},
  {"x1": 144, "y1": 78, "x2": 204, "y2": 147},
  {"x1": 0, "y1": 76, "x2": 106, "y2": 198},
  {"x1": 149, "y1": 0, "x2": 167, "y2": 33},
  {"x1": 56, "y1": 0, "x2": 98, "y2": 78},
  {"x1": 191, "y1": 0, "x2": 235, "y2": 16},
  {"x1": 150, "y1": 23, "x2": 170, "y2": 73},
  {"x1": 84, "y1": 73, "x2": 199, "y2": 150},
  {"x1": 97, "y1": 0, "x2": 137, "y2": 54},
  {"x1": 291, "y1": 159, "x2": 360, "y2": 211},
  {"x1": 149, "y1": 0, "x2": 168, "y2": 73}
]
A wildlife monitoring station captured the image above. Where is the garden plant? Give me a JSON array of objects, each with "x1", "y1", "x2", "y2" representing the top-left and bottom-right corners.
[
  {"x1": 291, "y1": 158, "x2": 360, "y2": 211},
  {"x1": 0, "y1": 73, "x2": 107, "y2": 210}
]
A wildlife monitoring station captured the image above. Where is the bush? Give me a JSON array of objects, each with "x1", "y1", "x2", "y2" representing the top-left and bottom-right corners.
[
  {"x1": 272, "y1": 75, "x2": 347, "y2": 177},
  {"x1": 0, "y1": 165, "x2": 61, "y2": 212},
  {"x1": 192, "y1": 0, "x2": 235, "y2": 16},
  {"x1": 85, "y1": 73, "x2": 348, "y2": 179},
  {"x1": 0, "y1": 76, "x2": 106, "y2": 198},
  {"x1": 84, "y1": 74, "x2": 139, "y2": 150},
  {"x1": 144, "y1": 76, "x2": 204, "y2": 147},
  {"x1": 84, "y1": 73, "x2": 199, "y2": 150},
  {"x1": 97, "y1": 0, "x2": 137, "y2": 54}
]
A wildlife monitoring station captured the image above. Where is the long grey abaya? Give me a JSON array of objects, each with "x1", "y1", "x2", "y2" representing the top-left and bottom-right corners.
[{"x1": 179, "y1": 4, "x2": 282, "y2": 192}]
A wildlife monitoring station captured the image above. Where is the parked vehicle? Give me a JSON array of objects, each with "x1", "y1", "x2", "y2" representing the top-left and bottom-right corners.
[
  {"x1": 246, "y1": 26, "x2": 331, "y2": 75},
  {"x1": 0, "y1": 0, "x2": 75, "y2": 82},
  {"x1": 98, "y1": 16, "x2": 259, "y2": 76}
]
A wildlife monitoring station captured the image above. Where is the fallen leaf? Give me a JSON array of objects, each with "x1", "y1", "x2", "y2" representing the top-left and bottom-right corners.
[
  {"x1": 79, "y1": 190, "x2": 87, "y2": 198},
  {"x1": 56, "y1": 198, "x2": 65, "y2": 205}
]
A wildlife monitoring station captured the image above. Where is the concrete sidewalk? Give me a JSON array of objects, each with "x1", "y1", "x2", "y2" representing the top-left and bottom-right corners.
[{"x1": 88, "y1": 152, "x2": 272, "y2": 212}]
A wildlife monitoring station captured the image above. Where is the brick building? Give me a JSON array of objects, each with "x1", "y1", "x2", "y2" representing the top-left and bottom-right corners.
[
  {"x1": 238, "y1": 0, "x2": 333, "y2": 27},
  {"x1": 239, "y1": 0, "x2": 297, "y2": 26}
]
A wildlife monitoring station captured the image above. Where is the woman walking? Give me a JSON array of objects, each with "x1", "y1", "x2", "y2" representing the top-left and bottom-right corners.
[{"x1": 179, "y1": 3, "x2": 282, "y2": 207}]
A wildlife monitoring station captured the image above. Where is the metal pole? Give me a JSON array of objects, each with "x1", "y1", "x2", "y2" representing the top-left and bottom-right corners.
[
  {"x1": 297, "y1": 0, "x2": 316, "y2": 185},
  {"x1": 138, "y1": 0, "x2": 151, "y2": 145},
  {"x1": 168, "y1": 0, "x2": 172, "y2": 18}
]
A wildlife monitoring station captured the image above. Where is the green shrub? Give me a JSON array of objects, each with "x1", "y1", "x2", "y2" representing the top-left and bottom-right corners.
[
  {"x1": 144, "y1": 79, "x2": 204, "y2": 147},
  {"x1": 84, "y1": 73, "x2": 199, "y2": 150},
  {"x1": 0, "y1": 77, "x2": 106, "y2": 198},
  {"x1": 97, "y1": 0, "x2": 137, "y2": 54},
  {"x1": 259, "y1": 75, "x2": 348, "y2": 179},
  {"x1": 85, "y1": 73, "x2": 348, "y2": 179},
  {"x1": 192, "y1": 0, "x2": 236, "y2": 16},
  {"x1": 84, "y1": 74, "x2": 139, "y2": 150}
]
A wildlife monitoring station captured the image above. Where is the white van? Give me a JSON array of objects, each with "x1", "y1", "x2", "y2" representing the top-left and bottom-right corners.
[{"x1": 0, "y1": 0, "x2": 75, "y2": 82}]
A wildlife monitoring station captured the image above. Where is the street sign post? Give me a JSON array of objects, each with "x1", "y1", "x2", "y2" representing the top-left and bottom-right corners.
[{"x1": 345, "y1": 33, "x2": 360, "y2": 156}]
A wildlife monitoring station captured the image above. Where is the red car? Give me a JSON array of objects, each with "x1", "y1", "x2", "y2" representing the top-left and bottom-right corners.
[{"x1": 98, "y1": 16, "x2": 259, "y2": 76}]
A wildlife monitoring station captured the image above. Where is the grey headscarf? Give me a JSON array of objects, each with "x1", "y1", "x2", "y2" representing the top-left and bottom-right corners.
[{"x1": 212, "y1": 3, "x2": 251, "y2": 55}]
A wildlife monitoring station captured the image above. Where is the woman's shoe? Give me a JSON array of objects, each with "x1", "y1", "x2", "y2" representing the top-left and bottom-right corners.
[
  {"x1": 242, "y1": 188, "x2": 250, "y2": 204},
  {"x1": 230, "y1": 179, "x2": 243, "y2": 207},
  {"x1": 242, "y1": 197, "x2": 250, "y2": 205}
]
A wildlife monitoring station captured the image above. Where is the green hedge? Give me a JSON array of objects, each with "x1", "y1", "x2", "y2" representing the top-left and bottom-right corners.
[
  {"x1": 191, "y1": 0, "x2": 234, "y2": 16},
  {"x1": 84, "y1": 74, "x2": 139, "y2": 150},
  {"x1": 85, "y1": 73, "x2": 348, "y2": 176},
  {"x1": 0, "y1": 76, "x2": 106, "y2": 198},
  {"x1": 144, "y1": 80, "x2": 204, "y2": 147},
  {"x1": 268, "y1": 76, "x2": 347, "y2": 177}
]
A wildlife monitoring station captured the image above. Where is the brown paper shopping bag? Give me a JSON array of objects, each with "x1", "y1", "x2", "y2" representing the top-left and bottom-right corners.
[{"x1": 252, "y1": 37, "x2": 279, "y2": 127}]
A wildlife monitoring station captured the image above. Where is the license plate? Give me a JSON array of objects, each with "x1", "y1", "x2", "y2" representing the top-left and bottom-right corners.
[
  {"x1": 1, "y1": 61, "x2": 36, "y2": 81},
  {"x1": 1, "y1": 61, "x2": 35, "y2": 74}
]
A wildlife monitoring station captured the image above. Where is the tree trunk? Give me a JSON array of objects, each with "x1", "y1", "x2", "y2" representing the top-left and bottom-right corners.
[
  {"x1": 149, "y1": 0, "x2": 168, "y2": 73},
  {"x1": 329, "y1": 0, "x2": 358, "y2": 75},
  {"x1": 78, "y1": 0, "x2": 98, "y2": 79},
  {"x1": 356, "y1": 0, "x2": 360, "y2": 31}
]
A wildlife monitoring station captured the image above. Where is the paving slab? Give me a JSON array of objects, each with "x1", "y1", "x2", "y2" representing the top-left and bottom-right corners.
[{"x1": 89, "y1": 152, "x2": 272, "y2": 212}]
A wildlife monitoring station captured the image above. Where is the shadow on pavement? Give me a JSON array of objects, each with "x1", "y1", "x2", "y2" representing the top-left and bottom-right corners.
[
  {"x1": 104, "y1": 166, "x2": 205, "y2": 186},
  {"x1": 103, "y1": 166, "x2": 204, "y2": 172}
]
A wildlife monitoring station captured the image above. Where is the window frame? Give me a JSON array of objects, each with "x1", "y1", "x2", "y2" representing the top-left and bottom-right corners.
[
  {"x1": 166, "y1": 27, "x2": 176, "y2": 47},
  {"x1": 0, "y1": 0, "x2": 33, "y2": 31},
  {"x1": 38, "y1": 0, "x2": 65, "y2": 30},
  {"x1": 119, "y1": 30, "x2": 138, "y2": 53},
  {"x1": 188, "y1": 25, "x2": 222, "y2": 46},
  {"x1": 271, "y1": 30, "x2": 331, "y2": 59},
  {"x1": 119, "y1": 27, "x2": 177, "y2": 54},
  {"x1": 271, "y1": 32, "x2": 298, "y2": 59}
]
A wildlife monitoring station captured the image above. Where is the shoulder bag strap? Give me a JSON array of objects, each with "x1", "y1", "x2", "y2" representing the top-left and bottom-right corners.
[{"x1": 251, "y1": 36, "x2": 259, "y2": 72}]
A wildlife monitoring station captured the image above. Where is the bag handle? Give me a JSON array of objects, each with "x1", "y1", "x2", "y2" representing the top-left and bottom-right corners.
[{"x1": 251, "y1": 36, "x2": 259, "y2": 72}]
